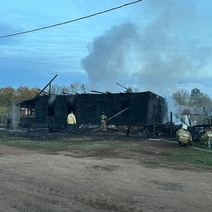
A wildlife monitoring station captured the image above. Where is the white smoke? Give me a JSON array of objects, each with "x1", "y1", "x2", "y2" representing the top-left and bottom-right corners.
[
  {"x1": 81, "y1": 0, "x2": 212, "y2": 96},
  {"x1": 48, "y1": 95, "x2": 57, "y2": 106}
]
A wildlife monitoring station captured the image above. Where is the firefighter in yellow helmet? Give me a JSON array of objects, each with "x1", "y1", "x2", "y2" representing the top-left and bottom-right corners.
[
  {"x1": 199, "y1": 127, "x2": 212, "y2": 147},
  {"x1": 101, "y1": 111, "x2": 107, "y2": 131},
  {"x1": 176, "y1": 124, "x2": 193, "y2": 147}
]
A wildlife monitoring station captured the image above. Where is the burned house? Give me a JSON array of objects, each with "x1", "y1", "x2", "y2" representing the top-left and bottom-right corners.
[
  {"x1": 18, "y1": 91, "x2": 167, "y2": 130},
  {"x1": 174, "y1": 105, "x2": 211, "y2": 126}
]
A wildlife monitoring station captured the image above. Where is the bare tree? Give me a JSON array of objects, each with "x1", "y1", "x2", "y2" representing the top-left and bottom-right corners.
[
  {"x1": 172, "y1": 88, "x2": 212, "y2": 113},
  {"x1": 172, "y1": 89, "x2": 190, "y2": 106}
]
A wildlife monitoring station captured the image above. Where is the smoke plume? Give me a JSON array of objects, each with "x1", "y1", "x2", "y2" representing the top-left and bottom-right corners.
[
  {"x1": 81, "y1": 22, "x2": 138, "y2": 92},
  {"x1": 81, "y1": 0, "x2": 212, "y2": 96}
]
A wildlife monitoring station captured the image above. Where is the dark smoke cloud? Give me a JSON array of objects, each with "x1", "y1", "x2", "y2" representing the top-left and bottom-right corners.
[
  {"x1": 81, "y1": 22, "x2": 139, "y2": 92},
  {"x1": 81, "y1": 0, "x2": 212, "y2": 96}
]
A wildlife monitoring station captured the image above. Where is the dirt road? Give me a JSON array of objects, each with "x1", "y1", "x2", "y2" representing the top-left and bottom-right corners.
[{"x1": 0, "y1": 142, "x2": 212, "y2": 212}]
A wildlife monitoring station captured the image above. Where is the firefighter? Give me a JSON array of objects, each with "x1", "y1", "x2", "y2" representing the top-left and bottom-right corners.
[
  {"x1": 176, "y1": 124, "x2": 193, "y2": 147},
  {"x1": 101, "y1": 111, "x2": 107, "y2": 131},
  {"x1": 67, "y1": 110, "x2": 76, "y2": 134},
  {"x1": 199, "y1": 127, "x2": 212, "y2": 147}
]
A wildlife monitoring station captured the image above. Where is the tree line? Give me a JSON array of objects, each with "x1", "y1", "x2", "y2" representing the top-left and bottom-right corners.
[
  {"x1": 0, "y1": 85, "x2": 211, "y2": 115},
  {"x1": 172, "y1": 88, "x2": 212, "y2": 112},
  {"x1": 0, "y1": 83, "x2": 86, "y2": 114}
]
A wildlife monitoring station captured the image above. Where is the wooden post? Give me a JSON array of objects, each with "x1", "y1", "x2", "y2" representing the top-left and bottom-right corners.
[
  {"x1": 127, "y1": 119, "x2": 132, "y2": 136},
  {"x1": 153, "y1": 105, "x2": 156, "y2": 137},
  {"x1": 170, "y1": 111, "x2": 173, "y2": 140}
]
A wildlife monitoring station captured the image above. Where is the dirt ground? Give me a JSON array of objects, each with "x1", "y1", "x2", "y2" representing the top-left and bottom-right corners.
[{"x1": 0, "y1": 132, "x2": 212, "y2": 212}]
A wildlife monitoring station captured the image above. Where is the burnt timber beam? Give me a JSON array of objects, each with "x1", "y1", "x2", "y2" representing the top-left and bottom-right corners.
[
  {"x1": 34, "y1": 74, "x2": 58, "y2": 99},
  {"x1": 91, "y1": 90, "x2": 106, "y2": 94}
]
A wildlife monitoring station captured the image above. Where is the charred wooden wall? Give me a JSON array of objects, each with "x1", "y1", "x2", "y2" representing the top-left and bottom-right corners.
[
  {"x1": 74, "y1": 92, "x2": 167, "y2": 125},
  {"x1": 34, "y1": 95, "x2": 76, "y2": 129},
  {"x1": 29, "y1": 91, "x2": 167, "y2": 129}
]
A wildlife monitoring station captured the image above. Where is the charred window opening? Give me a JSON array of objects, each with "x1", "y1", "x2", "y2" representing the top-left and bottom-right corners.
[
  {"x1": 66, "y1": 104, "x2": 74, "y2": 115},
  {"x1": 47, "y1": 95, "x2": 56, "y2": 117},
  {"x1": 86, "y1": 104, "x2": 96, "y2": 121},
  {"x1": 121, "y1": 100, "x2": 131, "y2": 117},
  {"x1": 48, "y1": 105, "x2": 54, "y2": 116},
  {"x1": 97, "y1": 101, "x2": 107, "y2": 117},
  {"x1": 21, "y1": 108, "x2": 35, "y2": 117}
]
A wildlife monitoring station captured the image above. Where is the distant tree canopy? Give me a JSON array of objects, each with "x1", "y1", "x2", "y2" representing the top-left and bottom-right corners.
[
  {"x1": 0, "y1": 83, "x2": 87, "y2": 114},
  {"x1": 0, "y1": 87, "x2": 16, "y2": 108},
  {"x1": 16, "y1": 86, "x2": 38, "y2": 102},
  {"x1": 172, "y1": 88, "x2": 212, "y2": 110},
  {"x1": 50, "y1": 83, "x2": 86, "y2": 95},
  {"x1": 0, "y1": 86, "x2": 38, "y2": 114},
  {"x1": 172, "y1": 89, "x2": 190, "y2": 106}
]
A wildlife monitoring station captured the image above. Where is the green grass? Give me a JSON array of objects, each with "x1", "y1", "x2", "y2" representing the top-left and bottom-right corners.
[
  {"x1": 0, "y1": 136, "x2": 132, "y2": 151},
  {"x1": 1, "y1": 134, "x2": 212, "y2": 170},
  {"x1": 169, "y1": 146, "x2": 212, "y2": 166}
]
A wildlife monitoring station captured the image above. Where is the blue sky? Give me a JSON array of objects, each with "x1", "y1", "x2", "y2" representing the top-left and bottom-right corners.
[{"x1": 1, "y1": 0, "x2": 212, "y2": 97}]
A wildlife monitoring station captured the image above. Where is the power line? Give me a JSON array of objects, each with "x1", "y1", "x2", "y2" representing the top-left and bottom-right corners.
[{"x1": 0, "y1": 0, "x2": 142, "y2": 39}]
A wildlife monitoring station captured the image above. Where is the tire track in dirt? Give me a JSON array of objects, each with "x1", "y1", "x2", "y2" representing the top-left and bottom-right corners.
[{"x1": 0, "y1": 168, "x2": 135, "y2": 212}]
